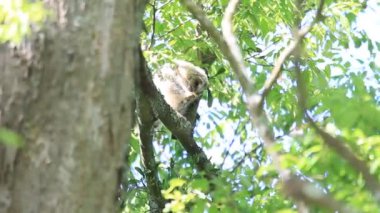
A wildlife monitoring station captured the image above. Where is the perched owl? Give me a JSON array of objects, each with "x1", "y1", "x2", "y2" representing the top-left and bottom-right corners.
[{"x1": 153, "y1": 60, "x2": 208, "y2": 126}]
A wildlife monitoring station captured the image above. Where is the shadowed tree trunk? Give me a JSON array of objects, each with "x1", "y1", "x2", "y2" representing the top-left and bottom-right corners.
[{"x1": 0, "y1": 0, "x2": 147, "y2": 212}]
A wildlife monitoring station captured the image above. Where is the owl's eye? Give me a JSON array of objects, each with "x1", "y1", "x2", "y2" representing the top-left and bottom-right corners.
[
  {"x1": 191, "y1": 79, "x2": 201, "y2": 92},
  {"x1": 194, "y1": 79, "x2": 200, "y2": 87}
]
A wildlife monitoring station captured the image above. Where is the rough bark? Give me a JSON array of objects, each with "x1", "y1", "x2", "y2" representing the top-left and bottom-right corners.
[
  {"x1": 136, "y1": 79, "x2": 166, "y2": 212},
  {"x1": 0, "y1": 0, "x2": 146, "y2": 212},
  {"x1": 139, "y1": 51, "x2": 217, "y2": 178}
]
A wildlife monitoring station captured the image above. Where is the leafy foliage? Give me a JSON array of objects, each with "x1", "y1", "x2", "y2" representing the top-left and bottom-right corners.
[
  {"x1": 0, "y1": 128, "x2": 24, "y2": 147},
  {"x1": 124, "y1": 0, "x2": 380, "y2": 212},
  {"x1": 0, "y1": 0, "x2": 47, "y2": 44}
]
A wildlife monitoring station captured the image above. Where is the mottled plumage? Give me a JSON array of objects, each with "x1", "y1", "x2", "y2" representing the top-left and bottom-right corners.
[{"x1": 153, "y1": 60, "x2": 208, "y2": 126}]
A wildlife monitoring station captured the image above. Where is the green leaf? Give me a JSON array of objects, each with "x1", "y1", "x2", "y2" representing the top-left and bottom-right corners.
[
  {"x1": 0, "y1": 128, "x2": 24, "y2": 147},
  {"x1": 190, "y1": 178, "x2": 209, "y2": 192},
  {"x1": 135, "y1": 167, "x2": 145, "y2": 178},
  {"x1": 169, "y1": 178, "x2": 186, "y2": 188}
]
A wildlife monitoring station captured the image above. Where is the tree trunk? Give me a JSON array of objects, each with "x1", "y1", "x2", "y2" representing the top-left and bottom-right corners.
[{"x1": 0, "y1": 0, "x2": 146, "y2": 212}]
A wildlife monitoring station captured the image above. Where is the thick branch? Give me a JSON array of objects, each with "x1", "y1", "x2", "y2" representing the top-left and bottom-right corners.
[
  {"x1": 310, "y1": 120, "x2": 380, "y2": 202},
  {"x1": 181, "y1": 0, "x2": 254, "y2": 94},
  {"x1": 138, "y1": 49, "x2": 216, "y2": 179},
  {"x1": 221, "y1": 0, "x2": 251, "y2": 92},
  {"x1": 136, "y1": 90, "x2": 165, "y2": 212},
  {"x1": 283, "y1": 176, "x2": 354, "y2": 213}
]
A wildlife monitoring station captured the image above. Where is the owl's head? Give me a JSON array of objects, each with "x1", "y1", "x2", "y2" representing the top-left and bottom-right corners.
[{"x1": 174, "y1": 60, "x2": 208, "y2": 95}]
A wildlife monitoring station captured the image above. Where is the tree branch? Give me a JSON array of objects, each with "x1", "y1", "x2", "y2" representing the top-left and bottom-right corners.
[
  {"x1": 136, "y1": 87, "x2": 166, "y2": 212},
  {"x1": 293, "y1": 8, "x2": 380, "y2": 202},
  {"x1": 180, "y1": 0, "x2": 354, "y2": 211},
  {"x1": 221, "y1": 0, "x2": 252, "y2": 93},
  {"x1": 309, "y1": 118, "x2": 380, "y2": 202},
  {"x1": 282, "y1": 175, "x2": 353, "y2": 213},
  {"x1": 257, "y1": 0, "x2": 325, "y2": 109},
  {"x1": 181, "y1": 0, "x2": 254, "y2": 94},
  {"x1": 138, "y1": 48, "x2": 217, "y2": 179},
  {"x1": 148, "y1": 0, "x2": 157, "y2": 49}
]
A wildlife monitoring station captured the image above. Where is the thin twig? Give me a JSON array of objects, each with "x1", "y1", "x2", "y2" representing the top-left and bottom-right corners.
[
  {"x1": 157, "y1": 0, "x2": 173, "y2": 10},
  {"x1": 220, "y1": 120, "x2": 242, "y2": 168},
  {"x1": 257, "y1": 0, "x2": 325, "y2": 109},
  {"x1": 231, "y1": 143, "x2": 262, "y2": 173},
  {"x1": 155, "y1": 19, "x2": 193, "y2": 41},
  {"x1": 149, "y1": 0, "x2": 157, "y2": 49}
]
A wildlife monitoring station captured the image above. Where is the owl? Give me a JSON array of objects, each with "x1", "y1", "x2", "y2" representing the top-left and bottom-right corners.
[{"x1": 153, "y1": 60, "x2": 208, "y2": 126}]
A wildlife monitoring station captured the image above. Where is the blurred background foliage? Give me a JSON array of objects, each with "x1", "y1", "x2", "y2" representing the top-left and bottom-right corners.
[{"x1": 0, "y1": 0, "x2": 47, "y2": 44}]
